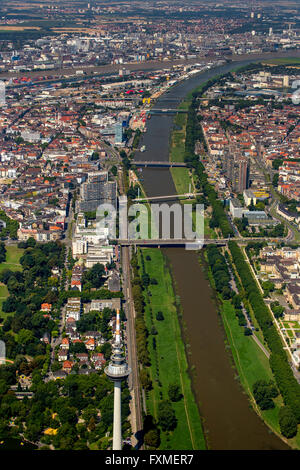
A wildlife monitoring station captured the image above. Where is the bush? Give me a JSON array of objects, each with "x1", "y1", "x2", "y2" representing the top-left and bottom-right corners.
[
  {"x1": 144, "y1": 428, "x2": 160, "y2": 448},
  {"x1": 157, "y1": 400, "x2": 177, "y2": 431},
  {"x1": 140, "y1": 369, "x2": 152, "y2": 391},
  {"x1": 244, "y1": 327, "x2": 252, "y2": 336},
  {"x1": 229, "y1": 241, "x2": 300, "y2": 422},
  {"x1": 279, "y1": 406, "x2": 298, "y2": 438},
  {"x1": 253, "y1": 380, "x2": 278, "y2": 410},
  {"x1": 156, "y1": 311, "x2": 164, "y2": 321},
  {"x1": 168, "y1": 383, "x2": 182, "y2": 402}
]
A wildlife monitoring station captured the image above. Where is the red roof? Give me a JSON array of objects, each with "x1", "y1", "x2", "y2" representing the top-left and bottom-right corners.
[{"x1": 63, "y1": 360, "x2": 73, "y2": 369}]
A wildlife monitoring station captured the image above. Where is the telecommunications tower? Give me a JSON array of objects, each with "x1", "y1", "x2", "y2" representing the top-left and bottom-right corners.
[{"x1": 105, "y1": 309, "x2": 131, "y2": 450}]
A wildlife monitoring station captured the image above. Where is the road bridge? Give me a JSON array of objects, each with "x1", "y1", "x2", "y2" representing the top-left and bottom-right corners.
[
  {"x1": 149, "y1": 108, "x2": 188, "y2": 115},
  {"x1": 118, "y1": 238, "x2": 227, "y2": 247},
  {"x1": 133, "y1": 160, "x2": 187, "y2": 168},
  {"x1": 116, "y1": 237, "x2": 283, "y2": 247}
]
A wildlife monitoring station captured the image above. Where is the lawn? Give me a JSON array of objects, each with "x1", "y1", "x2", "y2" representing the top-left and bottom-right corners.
[
  {"x1": 170, "y1": 168, "x2": 191, "y2": 195},
  {"x1": 0, "y1": 246, "x2": 23, "y2": 273},
  {"x1": 0, "y1": 245, "x2": 23, "y2": 322},
  {"x1": 262, "y1": 57, "x2": 300, "y2": 65},
  {"x1": 140, "y1": 248, "x2": 206, "y2": 450},
  {"x1": 221, "y1": 300, "x2": 300, "y2": 449},
  {"x1": 205, "y1": 252, "x2": 297, "y2": 446},
  {"x1": 169, "y1": 112, "x2": 193, "y2": 196}
]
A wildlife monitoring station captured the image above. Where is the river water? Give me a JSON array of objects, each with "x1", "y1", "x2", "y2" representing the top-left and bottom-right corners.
[{"x1": 134, "y1": 58, "x2": 289, "y2": 449}]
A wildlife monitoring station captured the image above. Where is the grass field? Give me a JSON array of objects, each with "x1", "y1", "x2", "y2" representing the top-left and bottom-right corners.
[
  {"x1": 169, "y1": 112, "x2": 192, "y2": 195},
  {"x1": 221, "y1": 302, "x2": 278, "y2": 416},
  {"x1": 0, "y1": 246, "x2": 23, "y2": 273},
  {"x1": 170, "y1": 168, "x2": 191, "y2": 195},
  {"x1": 140, "y1": 248, "x2": 206, "y2": 450},
  {"x1": 262, "y1": 57, "x2": 300, "y2": 65},
  {"x1": 205, "y1": 248, "x2": 300, "y2": 449},
  {"x1": 0, "y1": 246, "x2": 23, "y2": 322},
  {"x1": 221, "y1": 300, "x2": 300, "y2": 449}
]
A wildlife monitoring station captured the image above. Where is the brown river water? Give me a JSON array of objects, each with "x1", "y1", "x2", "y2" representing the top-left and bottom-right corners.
[{"x1": 135, "y1": 58, "x2": 289, "y2": 449}]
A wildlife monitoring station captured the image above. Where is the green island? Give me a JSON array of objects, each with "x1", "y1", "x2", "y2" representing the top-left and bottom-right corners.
[{"x1": 131, "y1": 247, "x2": 206, "y2": 450}]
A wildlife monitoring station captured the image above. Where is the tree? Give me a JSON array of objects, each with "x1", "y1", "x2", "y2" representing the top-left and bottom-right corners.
[
  {"x1": 69, "y1": 342, "x2": 87, "y2": 354},
  {"x1": 144, "y1": 428, "x2": 160, "y2": 448},
  {"x1": 99, "y1": 342, "x2": 112, "y2": 361},
  {"x1": 0, "y1": 379, "x2": 9, "y2": 396},
  {"x1": 16, "y1": 329, "x2": 34, "y2": 345},
  {"x1": 110, "y1": 165, "x2": 117, "y2": 176},
  {"x1": 272, "y1": 173, "x2": 279, "y2": 187},
  {"x1": 244, "y1": 327, "x2": 252, "y2": 336},
  {"x1": 279, "y1": 406, "x2": 298, "y2": 438},
  {"x1": 91, "y1": 151, "x2": 99, "y2": 161},
  {"x1": 2, "y1": 296, "x2": 17, "y2": 313},
  {"x1": 253, "y1": 380, "x2": 278, "y2": 410},
  {"x1": 58, "y1": 406, "x2": 77, "y2": 425},
  {"x1": 84, "y1": 263, "x2": 105, "y2": 289},
  {"x1": 157, "y1": 400, "x2": 177, "y2": 431},
  {"x1": 168, "y1": 383, "x2": 182, "y2": 402},
  {"x1": 140, "y1": 369, "x2": 152, "y2": 391},
  {"x1": 0, "y1": 242, "x2": 6, "y2": 263},
  {"x1": 156, "y1": 311, "x2": 164, "y2": 321},
  {"x1": 26, "y1": 237, "x2": 36, "y2": 248}
]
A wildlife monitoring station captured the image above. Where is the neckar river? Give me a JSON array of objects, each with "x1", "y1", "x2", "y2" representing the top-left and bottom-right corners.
[{"x1": 134, "y1": 58, "x2": 289, "y2": 449}]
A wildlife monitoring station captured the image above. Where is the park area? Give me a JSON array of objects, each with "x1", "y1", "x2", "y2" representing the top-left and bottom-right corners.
[{"x1": 0, "y1": 246, "x2": 23, "y2": 322}]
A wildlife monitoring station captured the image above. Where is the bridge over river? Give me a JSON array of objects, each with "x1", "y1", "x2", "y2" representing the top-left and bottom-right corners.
[
  {"x1": 116, "y1": 237, "x2": 281, "y2": 247},
  {"x1": 133, "y1": 160, "x2": 187, "y2": 168}
]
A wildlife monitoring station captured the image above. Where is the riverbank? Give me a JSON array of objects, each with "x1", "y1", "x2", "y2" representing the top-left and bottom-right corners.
[
  {"x1": 169, "y1": 107, "x2": 216, "y2": 239},
  {"x1": 134, "y1": 56, "x2": 292, "y2": 449},
  {"x1": 174, "y1": 65, "x2": 298, "y2": 446},
  {"x1": 203, "y1": 248, "x2": 300, "y2": 449},
  {"x1": 169, "y1": 112, "x2": 191, "y2": 196},
  {"x1": 138, "y1": 248, "x2": 206, "y2": 450}
]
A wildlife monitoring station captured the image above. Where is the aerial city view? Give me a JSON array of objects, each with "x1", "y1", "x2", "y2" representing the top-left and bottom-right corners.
[{"x1": 0, "y1": 0, "x2": 300, "y2": 457}]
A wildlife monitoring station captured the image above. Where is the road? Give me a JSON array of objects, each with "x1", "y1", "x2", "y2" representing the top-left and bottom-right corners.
[
  {"x1": 243, "y1": 247, "x2": 300, "y2": 383},
  {"x1": 251, "y1": 136, "x2": 299, "y2": 242},
  {"x1": 121, "y1": 245, "x2": 144, "y2": 449},
  {"x1": 227, "y1": 257, "x2": 270, "y2": 359}
]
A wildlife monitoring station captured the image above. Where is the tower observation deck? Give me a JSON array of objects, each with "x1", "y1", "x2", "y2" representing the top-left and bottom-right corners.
[{"x1": 105, "y1": 309, "x2": 131, "y2": 450}]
